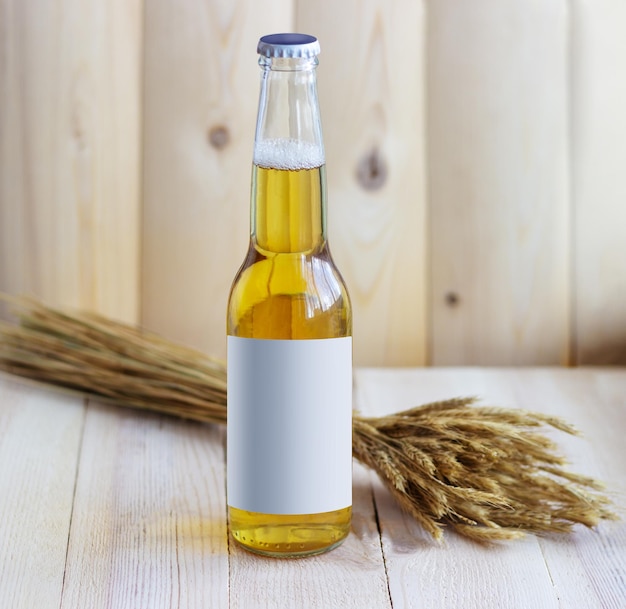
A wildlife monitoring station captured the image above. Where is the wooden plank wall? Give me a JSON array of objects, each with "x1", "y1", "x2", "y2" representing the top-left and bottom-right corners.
[
  {"x1": 142, "y1": 0, "x2": 292, "y2": 356},
  {"x1": 570, "y1": 0, "x2": 626, "y2": 365},
  {"x1": 428, "y1": 0, "x2": 570, "y2": 365},
  {"x1": 298, "y1": 0, "x2": 427, "y2": 366},
  {"x1": 1, "y1": 0, "x2": 625, "y2": 366},
  {"x1": 0, "y1": 0, "x2": 142, "y2": 323}
]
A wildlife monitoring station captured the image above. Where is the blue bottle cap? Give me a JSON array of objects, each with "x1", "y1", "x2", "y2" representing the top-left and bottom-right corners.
[{"x1": 257, "y1": 33, "x2": 320, "y2": 59}]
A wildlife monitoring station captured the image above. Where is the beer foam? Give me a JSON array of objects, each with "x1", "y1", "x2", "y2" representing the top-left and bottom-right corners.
[{"x1": 254, "y1": 138, "x2": 325, "y2": 170}]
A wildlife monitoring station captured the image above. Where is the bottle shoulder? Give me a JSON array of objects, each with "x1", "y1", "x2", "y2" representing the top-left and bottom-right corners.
[
  {"x1": 227, "y1": 243, "x2": 351, "y2": 339},
  {"x1": 231, "y1": 243, "x2": 349, "y2": 293}
]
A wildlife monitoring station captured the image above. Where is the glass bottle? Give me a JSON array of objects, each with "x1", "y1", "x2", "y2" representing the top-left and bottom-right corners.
[{"x1": 226, "y1": 33, "x2": 352, "y2": 557}]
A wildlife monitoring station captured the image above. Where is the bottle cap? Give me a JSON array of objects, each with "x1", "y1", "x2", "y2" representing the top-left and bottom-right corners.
[{"x1": 257, "y1": 33, "x2": 320, "y2": 59}]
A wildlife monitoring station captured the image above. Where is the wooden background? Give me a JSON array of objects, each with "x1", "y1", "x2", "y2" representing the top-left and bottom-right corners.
[{"x1": 1, "y1": 0, "x2": 625, "y2": 367}]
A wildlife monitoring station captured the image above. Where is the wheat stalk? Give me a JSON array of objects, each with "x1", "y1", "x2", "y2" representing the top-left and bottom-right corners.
[{"x1": 0, "y1": 295, "x2": 617, "y2": 541}]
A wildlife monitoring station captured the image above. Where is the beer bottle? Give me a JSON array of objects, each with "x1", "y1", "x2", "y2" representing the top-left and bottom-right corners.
[{"x1": 227, "y1": 33, "x2": 352, "y2": 557}]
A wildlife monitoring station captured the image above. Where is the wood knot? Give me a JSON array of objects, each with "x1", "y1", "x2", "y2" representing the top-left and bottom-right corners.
[
  {"x1": 356, "y1": 148, "x2": 387, "y2": 191},
  {"x1": 208, "y1": 125, "x2": 230, "y2": 150},
  {"x1": 445, "y1": 292, "x2": 461, "y2": 307}
]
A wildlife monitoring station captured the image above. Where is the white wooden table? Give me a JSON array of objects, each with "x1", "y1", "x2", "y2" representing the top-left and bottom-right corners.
[{"x1": 1, "y1": 368, "x2": 625, "y2": 608}]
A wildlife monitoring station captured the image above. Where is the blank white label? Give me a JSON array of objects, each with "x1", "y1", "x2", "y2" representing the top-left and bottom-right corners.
[{"x1": 227, "y1": 336, "x2": 352, "y2": 515}]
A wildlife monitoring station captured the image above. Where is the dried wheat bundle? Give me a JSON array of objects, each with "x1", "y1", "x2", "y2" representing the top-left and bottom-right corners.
[{"x1": 0, "y1": 295, "x2": 617, "y2": 541}]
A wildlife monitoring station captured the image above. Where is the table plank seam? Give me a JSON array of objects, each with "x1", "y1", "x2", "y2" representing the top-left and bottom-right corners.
[
  {"x1": 175, "y1": 515, "x2": 182, "y2": 609},
  {"x1": 537, "y1": 537, "x2": 561, "y2": 604},
  {"x1": 372, "y1": 477, "x2": 394, "y2": 608},
  {"x1": 223, "y1": 432, "x2": 232, "y2": 607},
  {"x1": 58, "y1": 396, "x2": 88, "y2": 609}
]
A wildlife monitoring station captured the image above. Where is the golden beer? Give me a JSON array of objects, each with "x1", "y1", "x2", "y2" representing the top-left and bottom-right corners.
[{"x1": 227, "y1": 163, "x2": 352, "y2": 556}]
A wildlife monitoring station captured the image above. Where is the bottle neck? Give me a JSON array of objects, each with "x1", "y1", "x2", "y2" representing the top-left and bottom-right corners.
[{"x1": 251, "y1": 56, "x2": 326, "y2": 254}]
